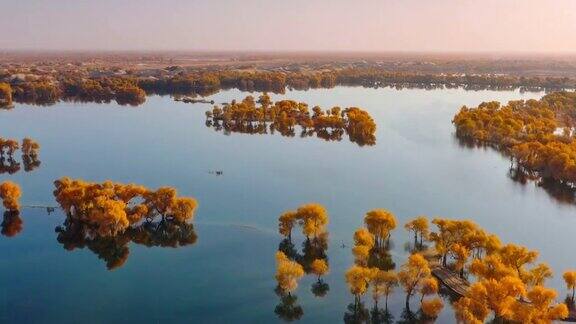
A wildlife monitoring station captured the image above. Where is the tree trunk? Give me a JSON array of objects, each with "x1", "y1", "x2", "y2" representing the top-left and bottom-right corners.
[
  {"x1": 385, "y1": 294, "x2": 389, "y2": 311},
  {"x1": 405, "y1": 295, "x2": 411, "y2": 312}
]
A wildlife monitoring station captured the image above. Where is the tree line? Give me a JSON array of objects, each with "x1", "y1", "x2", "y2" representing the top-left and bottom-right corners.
[{"x1": 3, "y1": 67, "x2": 575, "y2": 107}]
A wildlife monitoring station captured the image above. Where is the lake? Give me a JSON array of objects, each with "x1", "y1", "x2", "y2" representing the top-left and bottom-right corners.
[{"x1": 1, "y1": 86, "x2": 573, "y2": 323}]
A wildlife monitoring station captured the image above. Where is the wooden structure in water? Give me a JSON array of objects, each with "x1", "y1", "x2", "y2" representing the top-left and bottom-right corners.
[
  {"x1": 425, "y1": 255, "x2": 576, "y2": 322},
  {"x1": 429, "y1": 262, "x2": 470, "y2": 297}
]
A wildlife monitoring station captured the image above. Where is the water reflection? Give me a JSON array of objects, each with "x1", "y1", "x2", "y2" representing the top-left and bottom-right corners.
[
  {"x1": 55, "y1": 219, "x2": 197, "y2": 270},
  {"x1": 274, "y1": 286, "x2": 304, "y2": 322},
  {"x1": 455, "y1": 133, "x2": 576, "y2": 207},
  {"x1": 509, "y1": 166, "x2": 576, "y2": 205},
  {"x1": 1, "y1": 210, "x2": 23, "y2": 237}
]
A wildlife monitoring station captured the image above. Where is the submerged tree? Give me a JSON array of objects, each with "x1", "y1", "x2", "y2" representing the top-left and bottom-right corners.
[
  {"x1": 0, "y1": 181, "x2": 21, "y2": 211},
  {"x1": 564, "y1": 270, "x2": 576, "y2": 302},
  {"x1": 364, "y1": 209, "x2": 397, "y2": 248},
  {"x1": 398, "y1": 253, "x2": 432, "y2": 309},
  {"x1": 404, "y1": 216, "x2": 429, "y2": 249},
  {"x1": 370, "y1": 269, "x2": 398, "y2": 310},
  {"x1": 53, "y1": 178, "x2": 197, "y2": 237}
]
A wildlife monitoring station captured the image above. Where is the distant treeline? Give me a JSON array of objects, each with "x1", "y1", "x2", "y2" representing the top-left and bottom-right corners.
[{"x1": 2, "y1": 68, "x2": 576, "y2": 107}]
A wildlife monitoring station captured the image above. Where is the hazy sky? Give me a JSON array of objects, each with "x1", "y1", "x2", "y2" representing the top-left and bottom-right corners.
[{"x1": 2, "y1": 0, "x2": 576, "y2": 52}]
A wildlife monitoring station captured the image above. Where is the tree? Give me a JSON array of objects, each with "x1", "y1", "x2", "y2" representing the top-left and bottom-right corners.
[
  {"x1": 450, "y1": 243, "x2": 471, "y2": 278},
  {"x1": 0, "y1": 181, "x2": 21, "y2": 211},
  {"x1": 310, "y1": 259, "x2": 329, "y2": 281},
  {"x1": 421, "y1": 297, "x2": 443, "y2": 319},
  {"x1": 498, "y1": 243, "x2": 538, "y2": 281},
  {"x1": 419, "y1": 277, "x2": 439, "y2": 303},
  {"x1": 509, "y1": 286, "x2": 568, "y2": 323},
  {"x1": 21, "y1": 138, "x2": 40, "y2": 156},
  {"x1": 564, "y1": 270, "x2": 576, "y2": 301},
  {"x1": 297, "y1": 203, "x2": 329, "y2": 239},
  {"x1": 279, "y1": 211, "x2": 298, "y2": 241},
  {"x1": 370, "y1": 269, "x2": 398, "y2": 309},
  {"x1": 353, "y1": 228, "x2": 375, "y2": 247},
  {"x1": 275, "y1": 251, "x2": 305, "y2": 294},
  {"x1": 454, "y1": 276, "x2": 525, "y2": 323},
  {"x1": 398, "y1": 253, "x2": 431, "y2": 309},
  {"x1": 352, "y1": 228, "x2": 375, "y2": 266},
  {"x1": 364, "y1": 209, "x2": 397, "y2": 247},
  {"x1": 345, "y1": 265, "x2": 373, "y2": 305},
  {"x1": 404, "y1": 216, "x2": 429, "y2": 248},
  {"x1": 526, "y1": 263, "x2": 552, "y2": 287}
]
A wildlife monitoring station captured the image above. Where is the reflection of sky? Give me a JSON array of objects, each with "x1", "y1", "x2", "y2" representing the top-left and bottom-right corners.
[{"x1": 0, "y1": 87, "x2": 573, "y2": 322}]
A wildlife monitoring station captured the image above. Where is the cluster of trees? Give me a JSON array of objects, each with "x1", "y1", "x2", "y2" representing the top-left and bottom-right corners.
[
  {"x1": 345, "y1": 211, "x2": 444, "y2": 323},
  {"x1": 206, "y1": 94, "x2": 376, "y2": 146},
  {"x1": 418, "y1": 216, "x2": 568, "y2": 323},
  {"x1": 278, "y1": 203, "x2": 329, "y2": 241},
  {"x1": 5, "y1": 77, "x2": 146, "y2": 106},
  {"x1": 453, "y1": 91, "x2": 576, "y2": 186},
  {"x1": 275, "y1": 203, "x2": 330, "y2": 321},
  {"x1": 53, "y1": 178, "x2": 197, "y2": 237},
  {"x1": 56, "y1": 216, "x2": 197, "y2": 270},
  {"x1": 0, "y1": 137, "x2": 41, "y2": 174}
]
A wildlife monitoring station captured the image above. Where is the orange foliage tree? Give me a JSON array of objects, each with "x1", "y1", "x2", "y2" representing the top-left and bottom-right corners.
[
  {"x1": 0, "y1": 181, "x2": 21, "y2": 211},
  {"x1": 53, "y1": 177, "x2": 197, "y2": 237}
]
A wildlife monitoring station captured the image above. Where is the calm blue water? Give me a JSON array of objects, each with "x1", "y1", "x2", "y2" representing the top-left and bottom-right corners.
[{"x1": 1, "y1": 86, "x2": 573, "y2": 323}]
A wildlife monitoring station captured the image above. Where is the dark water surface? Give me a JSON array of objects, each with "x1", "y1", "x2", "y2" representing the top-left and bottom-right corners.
[{"x1": 1, "y1": 87, "x2": 573, "y2": 323}]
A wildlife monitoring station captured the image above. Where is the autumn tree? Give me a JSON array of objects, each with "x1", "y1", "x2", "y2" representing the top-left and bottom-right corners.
[
  {"x1": 53, "y1": 178, "x2": 197, "y2": 237},
  {"x1": 278, "y1": 211, "x2": 298, "y2": 241},
  {"x1": 310, "y1": 258, "x2": 329, "y2": 281},
  {"x1": 454, "y1": 276, "x2": 525, "y2": 323},
  {"x1": 370, "y1": 269, "x2": 398, "y2": 309},
  {"x1": 404, "y1": 216, "x2": 429, "y2": 249},
  {"x1": 364, "y1": 209, "x2": 397, "y2": 247},
  {"x1": 564, "y1": 270, "x2": 576, "y2": 301},
  {"x1": 0, "y1": 138, "x2": 19, "y2": 157},
  {"x1": 498, "y1": 243, "x2": 538, "y2": 281},
  {"x1": 352, "y1": 228, "x2": 375, "y2": 266},
  {"x1": 345, "y1": 265, "x2": 373, "y2": 305},
  {"x1": 275, "y1": 251, "x2": 305, "y2": 295},
  {"x1": 421, "y1": 298, "x2": 444, "y2": 319},
  {"x1": 509, "y1": 286, "x2": 568, "y2": 323},
  {"x1": 419, "y1": 277, "x2": 439, "y2": 303},
  {"x1": 398, "y1": 253, "x2": 432, "y2": 309},
  {"x1": 291, "y1": 203, "x2": 329, "y2": 239},
  {"x1": 0, "y1": 181, "x2": 21, "y2": 211},
  {"x1": 21, "y1": 138, "x2": 40, "y2": 156}
]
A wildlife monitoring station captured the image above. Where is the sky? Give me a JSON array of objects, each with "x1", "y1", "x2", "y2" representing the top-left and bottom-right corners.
[{"x1": 1, "y1": 0, "x2": 576, "y2": 53}]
